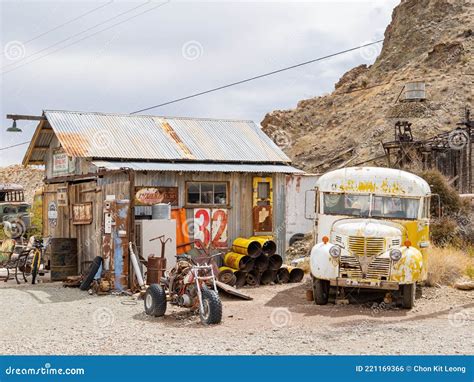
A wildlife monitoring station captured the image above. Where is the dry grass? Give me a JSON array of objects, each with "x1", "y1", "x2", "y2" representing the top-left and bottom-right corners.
[{"x1": 426, "y1": 246, "x2": 474, "y2": 286}]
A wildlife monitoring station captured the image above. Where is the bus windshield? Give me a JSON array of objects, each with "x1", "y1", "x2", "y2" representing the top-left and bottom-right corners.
[{"x1": 323, "y1": 193, "x2": 420, "y2": 220}]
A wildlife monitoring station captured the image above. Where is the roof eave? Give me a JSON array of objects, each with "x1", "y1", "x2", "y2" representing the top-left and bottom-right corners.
[{"x1": 22, "y1": 116, "x2": 47, "y2": 166}]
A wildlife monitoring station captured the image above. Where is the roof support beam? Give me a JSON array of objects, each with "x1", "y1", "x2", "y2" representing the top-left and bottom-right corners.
[{"x1": 6, "y1": 114, "x2": 45, "y2": 121}]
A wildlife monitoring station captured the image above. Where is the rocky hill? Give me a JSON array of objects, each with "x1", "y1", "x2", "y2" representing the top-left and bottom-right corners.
[
  {"x1": 0, "y1": 165, "x2": 44, "y2": 203},
  {"x1": 262, "y1": 0, "x2": 473, "y2": 173}
]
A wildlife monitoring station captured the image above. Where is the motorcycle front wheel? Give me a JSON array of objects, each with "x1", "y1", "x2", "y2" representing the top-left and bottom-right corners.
[{"x1": 199, "y1": 288, "x2": 222, "y2": 325}]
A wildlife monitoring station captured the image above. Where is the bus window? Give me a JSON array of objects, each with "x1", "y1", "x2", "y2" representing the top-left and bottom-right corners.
[
  {"x1": 371, "y1": 196, "x2": 420, "y2": 220},
  {"x1": 323, "y1": 193, "x2": 370, "y2": 217}
]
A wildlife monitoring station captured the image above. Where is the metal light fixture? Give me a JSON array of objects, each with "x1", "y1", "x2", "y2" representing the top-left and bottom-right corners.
[{"x1": 6, "y1": 119, "x2": 22, "y2": 132}]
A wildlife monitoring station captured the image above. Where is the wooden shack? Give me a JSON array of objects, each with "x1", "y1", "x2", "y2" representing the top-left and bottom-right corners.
[{"x1": 22, "y1": 110, "x2": 303, "y2": 287}]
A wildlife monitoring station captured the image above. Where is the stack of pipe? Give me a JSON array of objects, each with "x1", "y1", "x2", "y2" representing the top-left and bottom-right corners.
[{"x1": 217, "y1": 237, "x2": 304, "y2": 288}]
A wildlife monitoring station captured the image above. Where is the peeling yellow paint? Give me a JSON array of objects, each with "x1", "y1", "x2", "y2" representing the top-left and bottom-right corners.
[
  {"x1": 337, "y1": 179, "x2": 407, "y2": 194},
  {"x1": 391, "y1": 248, "x2": 423, "y2": 282}
]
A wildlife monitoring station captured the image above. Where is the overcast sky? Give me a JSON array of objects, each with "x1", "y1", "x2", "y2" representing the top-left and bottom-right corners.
[{"x1": 0, "y1": 0, "x2": 398, "y2": 167}]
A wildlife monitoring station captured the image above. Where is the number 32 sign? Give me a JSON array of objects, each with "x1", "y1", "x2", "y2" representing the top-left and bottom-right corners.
[{"x1": 194, "y1": 208, "x2": 228, "y2": 248}]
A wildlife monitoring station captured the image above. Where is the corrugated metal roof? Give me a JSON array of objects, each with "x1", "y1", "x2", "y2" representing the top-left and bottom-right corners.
[
  {"x1": 43, "y1": 110, "x2": 290, "y2": 163},
  {"x1": 92, "y1": 161, "x2": 304, "y2": 174}
]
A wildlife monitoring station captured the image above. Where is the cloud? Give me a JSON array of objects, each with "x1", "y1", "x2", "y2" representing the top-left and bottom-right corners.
[{"x1": 0, "y1": 0, "x2": 398, "y2": 166}]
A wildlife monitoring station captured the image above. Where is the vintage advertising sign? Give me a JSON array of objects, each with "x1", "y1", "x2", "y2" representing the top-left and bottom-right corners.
[
  {"x1": 134, "y1": 187, "x2": 178, "y2": 206},
  {"x1": 193, "y1": 208, "x2": 228, "y2": 248},
  {"x1": 72, "y1": 202, "x2": 93, "y2": 225},
  {"x1": 52, "y1": 149, "x2": 75, "y2": 176}
]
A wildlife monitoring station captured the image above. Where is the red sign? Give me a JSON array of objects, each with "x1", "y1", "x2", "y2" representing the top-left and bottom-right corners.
[{"x1": 134, "y1": 187, "x2": 178, "y2": 206}]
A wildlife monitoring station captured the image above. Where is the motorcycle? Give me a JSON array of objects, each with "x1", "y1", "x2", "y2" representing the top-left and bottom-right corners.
[{"x1": 144, "y1": 243, "x2": 222, "y2": 325}]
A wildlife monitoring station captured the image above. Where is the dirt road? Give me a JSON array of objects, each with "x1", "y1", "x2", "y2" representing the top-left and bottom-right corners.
[{"x1": 0, "y1": 279, "x2": 472, "y2": 355}]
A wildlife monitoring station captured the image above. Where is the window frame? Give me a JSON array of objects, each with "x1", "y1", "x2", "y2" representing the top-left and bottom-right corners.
[{"x1": 185, "y1": 181, "x2": 230, "y2": 208}]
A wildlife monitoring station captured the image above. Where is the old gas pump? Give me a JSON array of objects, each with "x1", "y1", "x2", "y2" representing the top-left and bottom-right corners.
[{"x1": 102, "y1": 198, "x2": 130, "y2": 290}]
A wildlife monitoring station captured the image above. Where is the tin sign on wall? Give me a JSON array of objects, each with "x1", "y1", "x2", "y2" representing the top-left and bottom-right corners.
[{"x1": 134, "y1": 187, "x2": 178, "y2": 206}]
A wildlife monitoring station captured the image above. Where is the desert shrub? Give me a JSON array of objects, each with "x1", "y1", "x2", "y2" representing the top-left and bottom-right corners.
[
  {"x1": 430, "y1": 216, "x2": 462, "y2": 247},
  {"x1": 426, "y1": 246, "x2": 473, "y2": 286},
  {"x1": 417, "y1": 169, "x2": 473, "y2": 247}
]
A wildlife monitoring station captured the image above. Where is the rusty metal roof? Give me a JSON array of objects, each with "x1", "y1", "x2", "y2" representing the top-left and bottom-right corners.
[
  {"x1": 27, "y1": 110, "x2": 290, "y2": 164},
  {"x1": 92, "y1": 160, "x2": 303, "y2": 173}
]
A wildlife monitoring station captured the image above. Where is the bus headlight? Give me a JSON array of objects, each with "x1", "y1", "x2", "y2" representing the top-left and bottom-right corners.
[
  {"x1": 329, "y1": 245, "x2": 341, "y2": 258},
  {"x1": 390, "y1": 249, "x2": 402, "y2": 262}
]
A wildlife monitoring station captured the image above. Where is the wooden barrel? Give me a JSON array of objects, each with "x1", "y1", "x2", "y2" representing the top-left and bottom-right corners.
[{"x1": 50, "y1": 238, "x2": 78, "y2": 281}]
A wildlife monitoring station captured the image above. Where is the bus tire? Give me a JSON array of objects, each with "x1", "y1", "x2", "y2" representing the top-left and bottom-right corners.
[
  {"x1": 312, "y1": 276, "x2": 329, "y2": 305},
  {"x1": 402, "y1": 283, "x2": 416, "y2": 309}
]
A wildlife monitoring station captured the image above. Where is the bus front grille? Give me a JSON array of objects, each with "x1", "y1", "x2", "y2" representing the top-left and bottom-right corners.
[
  {"x1": 339, "y1": 255, "x2": 391, "y2": 280},
  {"x1": 348, "y1": 236, "x2": 384, "y2": 256}
]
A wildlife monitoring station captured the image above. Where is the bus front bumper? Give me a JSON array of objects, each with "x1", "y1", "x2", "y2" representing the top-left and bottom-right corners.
[{"x1": 330, "y1": 278, "x2": 400, "y2": 290}]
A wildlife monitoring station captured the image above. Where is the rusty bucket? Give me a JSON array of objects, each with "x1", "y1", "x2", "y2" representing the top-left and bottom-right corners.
[{"x1": 147, "y1": 256, "x2": 166, "y2": 285}]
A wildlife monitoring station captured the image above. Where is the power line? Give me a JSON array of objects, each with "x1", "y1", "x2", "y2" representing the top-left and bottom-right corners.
[
  {"x1": 1, "y1": 1, "x2": 163, "y2": 74},
  {"x1": 0, "y1": 141, "x2": 31, "y2": 151},
  {"x1": 0, "y1": 38, "x2": 383, "y2": 151},
  {"x1": 131, "y1": 39, "x2": 383, "y2": 114},
  {"x1": 0, "y1": 1, "x2": 114, "y2": 58}
]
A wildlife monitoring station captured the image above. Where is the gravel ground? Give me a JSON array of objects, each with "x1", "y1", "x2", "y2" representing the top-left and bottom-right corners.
[{"x1": 0, "y1": 277, "x2": 472, "y2": 355}]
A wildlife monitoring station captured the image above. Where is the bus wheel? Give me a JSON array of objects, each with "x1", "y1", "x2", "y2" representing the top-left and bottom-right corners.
[
  {"x1": 402, "y1": 283, "x2": 416, "y2": 309},
  {"x1": 312, "y1": 276, "x2": 329, "y2": 305}
]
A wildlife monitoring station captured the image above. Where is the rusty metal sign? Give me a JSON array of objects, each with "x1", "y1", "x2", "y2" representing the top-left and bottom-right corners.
[
  {"x1": 134, "y1": 186, "x2": 178, "y2": 206},
  {"x1": 72, "y1": 202, "x2": 93, "y2": 225}
]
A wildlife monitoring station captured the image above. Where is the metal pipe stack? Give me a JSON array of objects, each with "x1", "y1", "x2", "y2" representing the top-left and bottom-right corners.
[{"x1": 217, "y1": 236, "x2": 305, "y2": 288}]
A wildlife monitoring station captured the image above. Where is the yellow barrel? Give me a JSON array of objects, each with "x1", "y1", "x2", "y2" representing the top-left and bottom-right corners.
[
  {"x1": 281, "y1": 265, "x2": 305, "y2": 283},
  {"x1": 267, "y1": 254, "x2": 283, "y2": 270},
  {"x1": 245, "y1": 270, "x2": 260, "y2": 286},
  {"x1": 223, "y1": 252, "x2": 254, "y2": 271},
  {"x1": 218, "y1": 266, "x2": 237, "y2": 286},
  {"x1": 249, "y1": 236, "x2": 276, "y2": 255},
  {"x1": 275, "y1": 267, "x2": 290, "y2": 284},
  {"x1": 218, "y1": 265, "x2": 246, "y2": 288},
  {"x1": 260, "y1": 269, "x2": 275, "y2": 285},
  {"x1": 232, "y1": 238, "x2": 262, "y2": 257}
]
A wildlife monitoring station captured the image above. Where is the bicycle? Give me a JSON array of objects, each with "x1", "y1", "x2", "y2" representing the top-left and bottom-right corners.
[{"x1": 26, "y1": 236, "x2": 52, "y2": 284}]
